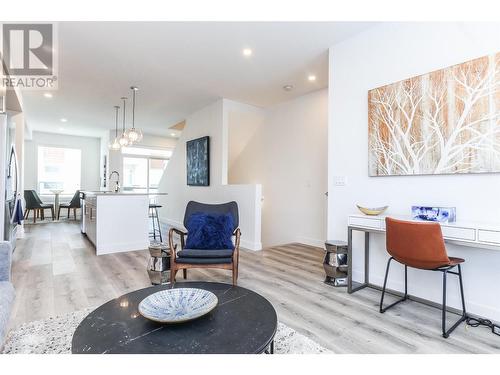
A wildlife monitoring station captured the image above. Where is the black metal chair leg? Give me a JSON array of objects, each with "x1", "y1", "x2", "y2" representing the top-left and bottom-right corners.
[
  {"x1": 441, "y1": 266, "x2": 467, "y2": 338},
  {"x1": 380, "y1": 257, "x2": 407, "y2": 313},
  {"x1": 152, "y1": 208, "x2": 157, "y2": 241},
  {"x1": 154, "y1": 207, "x2": 162, "y2": 242},
  {"x1": 442, "y1": 269, "x2": 448, "y2": 337},
  {"x1": 458, "y1": 264, "x2": 466, "y2": 314},
  {"x1": 265, "y1": 340, "x2": 274, "y2": 354}
]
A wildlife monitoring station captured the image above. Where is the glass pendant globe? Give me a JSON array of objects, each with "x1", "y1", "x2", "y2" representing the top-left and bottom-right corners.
[
  {"x1": 118, "y1": 133, "x2": 130, "y2": 147},
  {"x1": 127, "y1": 128, "x2": 143, "y2": 143},
  {"x1": 109, "y1": 138, "x2": 121, "y2": 151}
]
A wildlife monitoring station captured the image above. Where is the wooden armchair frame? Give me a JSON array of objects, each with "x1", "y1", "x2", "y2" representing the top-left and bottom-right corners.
[{"x1": 168, "y1": 227, "x2": 241, "y2": 285}]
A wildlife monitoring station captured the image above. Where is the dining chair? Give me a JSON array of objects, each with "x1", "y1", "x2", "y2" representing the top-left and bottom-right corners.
[
  {"x1": 23, "y1": 190, "x2": 55, "y2": 223},
  {"x1": 58, "y1": 190, "x2": 81, "y2": 220},
  {"x1": 168, "y1": 201, "x2": 241, "y2": 285},
  {"x1": 380, "y1": 217, "x2": 467, "y2": 338}
]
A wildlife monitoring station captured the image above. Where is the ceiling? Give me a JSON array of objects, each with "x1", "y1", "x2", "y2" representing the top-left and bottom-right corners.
[{"x1": 21, "y1": 22, "x2": 376, "y2": 138}]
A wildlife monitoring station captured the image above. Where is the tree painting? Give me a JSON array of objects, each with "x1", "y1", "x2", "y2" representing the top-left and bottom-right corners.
[{"x1": 368, "y1": 52, "x2": 500, "y2": 176}]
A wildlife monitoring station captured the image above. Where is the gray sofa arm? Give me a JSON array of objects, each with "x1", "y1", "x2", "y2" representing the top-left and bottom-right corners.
[{"x1": 0, "y1": 241, "x2": 12, "y2": 282}]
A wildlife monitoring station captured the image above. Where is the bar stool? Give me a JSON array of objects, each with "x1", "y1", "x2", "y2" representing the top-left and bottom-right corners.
[
  {"x1": 149, "y1": 201, "x2": 163, "y2": 242},
  {"x1": 380, "y1": 217, "x2": 467, "y2": 338}
]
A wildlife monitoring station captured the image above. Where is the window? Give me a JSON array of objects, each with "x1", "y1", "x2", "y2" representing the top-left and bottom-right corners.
[
  {"x1": 121, "y1": 146, "x2": 171, "y2": 193},
  {"x1": 121, "y1": 146, "x2": 172, "y2": 158},
  {"x1": 37, "y1": 146, "x2": 82, "y2": 194},
  {"x1": 122, "y1": 156, "x2": 168, "y2": 193}
]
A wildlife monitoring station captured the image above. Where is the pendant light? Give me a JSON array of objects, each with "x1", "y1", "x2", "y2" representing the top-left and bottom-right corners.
[
  {"x1": 118, "y1": 97, "x2": 130, "y2": 147},
  {"x1": 109, "y1": 105, "x2": 121, "y2": 151},
  {"x1": 126, "y1": 86, "x2": 143, "y2": 144}
]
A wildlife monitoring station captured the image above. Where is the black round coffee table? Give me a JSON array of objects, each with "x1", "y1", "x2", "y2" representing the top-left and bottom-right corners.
[{"x1": 72, "y1": 281, "x2": 277, "y2": 354}]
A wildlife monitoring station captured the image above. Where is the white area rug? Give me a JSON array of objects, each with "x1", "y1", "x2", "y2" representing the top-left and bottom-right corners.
[{"x1": 2, "y1": 309, "x2": 330, "y2": 354}]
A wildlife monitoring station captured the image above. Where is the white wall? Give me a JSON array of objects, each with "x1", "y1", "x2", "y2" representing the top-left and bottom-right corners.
[
  {"x1": 228, "y1": 90, "x2": 328, "y2": 248},
  {"x1": 107, "y1": 131, "x2": 177, "y2": 188},
  {"x1": 24, "y1": 131, "x2": 101, "y2": 193},
  {"x1": 157, "y1": 99, "x2": 262, "y2": 250},
  {"x1": 328, "y1": 22, "x2": 500, "y2": 321}
]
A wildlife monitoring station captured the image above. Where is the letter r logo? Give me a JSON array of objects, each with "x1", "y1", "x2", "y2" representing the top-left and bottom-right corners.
[{"x1": 2, "y1": 24, "x2": 53, "y2": 75}]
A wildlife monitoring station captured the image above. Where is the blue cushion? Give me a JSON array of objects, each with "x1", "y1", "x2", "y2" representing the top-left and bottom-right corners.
[
  {"x1": 178, "y1": 249, "x2": 234, "y2": 258},
  {"x1": 176, "y1": 257, "x2": 233, "y2": 265},
  {"x1": 185, "y1": 212, "x2": 234, "y2": 250}
]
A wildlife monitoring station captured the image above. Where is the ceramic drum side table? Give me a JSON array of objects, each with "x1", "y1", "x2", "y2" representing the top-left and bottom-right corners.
[
  {"x1": 147, "y1": 242, "x2": 170, "y2": 285},
  {"x1": 323, "y1": 240, "x2": 348, "y2": 287}
]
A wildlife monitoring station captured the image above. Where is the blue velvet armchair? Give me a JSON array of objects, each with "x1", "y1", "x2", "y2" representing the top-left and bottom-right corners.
[{"x1": 168, "y1": 201, "x2": 241, "y2": 285}]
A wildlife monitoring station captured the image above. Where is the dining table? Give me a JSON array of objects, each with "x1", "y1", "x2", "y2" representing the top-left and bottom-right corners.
[{"x1": 49, "y1": 189, "x2": 64, "y2": 217}]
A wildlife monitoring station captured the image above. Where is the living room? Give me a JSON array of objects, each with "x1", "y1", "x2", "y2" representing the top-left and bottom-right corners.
[{"x1": 1, "y1": 1, "x2": 500, "y2": 374}]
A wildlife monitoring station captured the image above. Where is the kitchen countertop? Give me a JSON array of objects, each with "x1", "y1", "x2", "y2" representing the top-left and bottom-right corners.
[{"x1": 82, "y1": 191, "x2": 168, "y2": 196}]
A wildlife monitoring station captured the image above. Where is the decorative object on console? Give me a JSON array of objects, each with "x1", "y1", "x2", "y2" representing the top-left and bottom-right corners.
[
  {"x1": 369, "y1": 51, "x2": 500, "y2": 176},
  {"x1": 186, "y1": 136, "x2": 209, "y2": 186},
  {"x1": 138, "y1": 288, "x2": 218, "y2": 323},
  {"x1": 356, "y1": 205, "x2": 388, "y2": 216},
  {"x1": 411, "y1": 206, "x2": 456, "y2": 223},
  {"x1": 323, "y1": 240, "x2": 348, "y2": 287}
]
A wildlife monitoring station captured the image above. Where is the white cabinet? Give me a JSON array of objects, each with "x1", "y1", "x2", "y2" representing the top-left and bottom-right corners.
[
  {"x1": 81, "y1": 192, "x2": 150, "y2": 255},
  {"x1": 477, "y1": 229, "x2": 500, "y2": 245},
  {"x1": 85, "y1": 198, "x2": 97, "y2": 246},
  {"x1": 347, "y1": 214, "x2": 500, "y2": 250},
  {"x1": 440, "y1": 225, "x2": 476, "y2": 241}
]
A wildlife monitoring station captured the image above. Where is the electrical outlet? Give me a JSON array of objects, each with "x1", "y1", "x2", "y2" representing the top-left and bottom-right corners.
[
  {"x1": 493, "y1": 325, "x2": 500, "y2": 336},
  {"x1": 334, "y1": 176, "x2": 347, "y2": 186}
]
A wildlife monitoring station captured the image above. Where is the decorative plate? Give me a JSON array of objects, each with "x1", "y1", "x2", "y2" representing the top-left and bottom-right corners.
[
  {"x1": 356, "y1": 205, "x2": 388, "y2": 216},
  {"x1": 138, "y1": 288, "x2": 218, "y2": 323}
]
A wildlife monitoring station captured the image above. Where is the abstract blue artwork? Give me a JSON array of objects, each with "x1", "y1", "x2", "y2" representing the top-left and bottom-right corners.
[
  {"x1": 186, "y1": 136, "x2": 209, "y2": 186},
  {"x1": 411, "y1": 206, "x2": 456, "y2": 223}
]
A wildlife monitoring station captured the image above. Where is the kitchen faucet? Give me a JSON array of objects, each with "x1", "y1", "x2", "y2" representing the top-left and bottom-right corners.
[{"x1": 109, "y1": 171, "x2": 120, "y2": 192}]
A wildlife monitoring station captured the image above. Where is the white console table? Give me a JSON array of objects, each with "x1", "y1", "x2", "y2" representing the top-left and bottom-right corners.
[{"x1": 347, "y1": 214, "x2": 500, "y2": 294}]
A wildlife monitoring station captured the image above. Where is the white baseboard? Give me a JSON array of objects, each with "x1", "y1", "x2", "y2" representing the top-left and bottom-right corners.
[
  {"x1": 96, "y1": 240, "x2": 149, "y2": 255},
  {"x1": 240, "y1": 239, "x2": 262, "y2": 251},
  {"x1": 296, "y1": 236, "x2": 324, "y2": 249},
  {"x1": 159, "y1": 216, "x2": 262, "y2": 251},
  {"x1": 159, "y1": 216, "x2": 184, "y2": 230}
]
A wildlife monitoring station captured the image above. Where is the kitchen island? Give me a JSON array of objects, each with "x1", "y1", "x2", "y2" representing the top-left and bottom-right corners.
[{"x1": 81, "y1": 191, "x2": 167, "y2": 255}]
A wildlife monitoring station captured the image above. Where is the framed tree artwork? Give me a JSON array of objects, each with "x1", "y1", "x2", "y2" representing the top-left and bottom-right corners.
[
  {"x1": 368, "y1": 52, "x2": 500, "y2": 176},
  {"x1": 186, "y1": 136, "x2": 210, "y2": 186}
]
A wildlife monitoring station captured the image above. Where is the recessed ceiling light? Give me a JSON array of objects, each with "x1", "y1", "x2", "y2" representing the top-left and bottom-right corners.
[
  {"x1": 58, "y1": 127, "x2": 65, "y2": 131},
  {"x1": 170, "y1": 132, "x2": 176, "y2": 137},
  {"x1": 60, "y1": 118, "x2": 68, "y2": 123},
  {"x1": 242, "y1": 48, "x2": 252, "y2": 57},
  {"x1": 43, "y1": 92, "x2": 53, "y2": 98},
  {"x1": 283, "y1": 85, "x2": 294, "y2": 91},
  {"x1": 308, "y1": 75, "x2": 317, "y2": 82}
]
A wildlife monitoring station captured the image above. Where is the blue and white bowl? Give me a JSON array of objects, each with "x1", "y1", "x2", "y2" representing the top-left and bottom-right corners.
[{"x1": 138, "y1": 288, "x2": 218, "y2": 323}]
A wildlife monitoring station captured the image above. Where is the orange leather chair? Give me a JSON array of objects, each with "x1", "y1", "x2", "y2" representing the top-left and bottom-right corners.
[{"x1": 380, "y1": 217, "x2": 467, "y2": 338}]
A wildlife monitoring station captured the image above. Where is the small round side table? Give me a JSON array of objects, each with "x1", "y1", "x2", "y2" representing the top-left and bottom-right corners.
[
  {"x1": 323, "y1": 240, "x2": 348, "y2": 287},
  {"x1": 147, "y1": 242, "x2": 170, "y2": 285}
]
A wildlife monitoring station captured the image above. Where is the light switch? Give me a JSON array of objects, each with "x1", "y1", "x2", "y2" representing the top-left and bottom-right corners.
[{"x1": 334, "y1": 176, "x2": 347, "y2": 186}]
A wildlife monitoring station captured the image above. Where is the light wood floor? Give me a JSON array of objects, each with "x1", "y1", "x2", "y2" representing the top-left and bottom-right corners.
[{"x1": 9, "y1": 221, "x2": 500, "y2": 353}]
